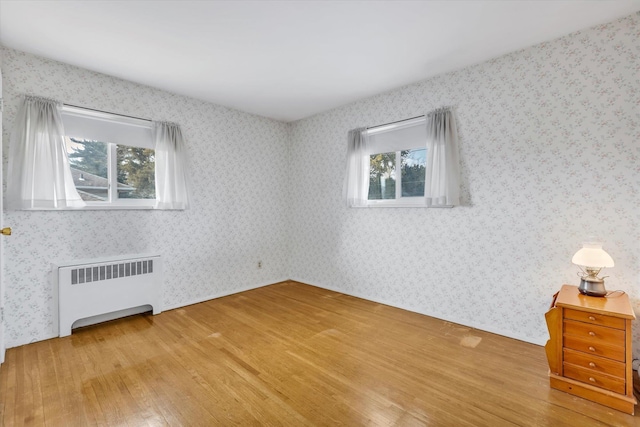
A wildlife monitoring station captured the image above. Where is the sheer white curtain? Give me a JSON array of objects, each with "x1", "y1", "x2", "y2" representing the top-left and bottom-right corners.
[
  {"x1": 343, "y1": 127, "x2": 369, "y2": 207},
  {"x1": 424, "y1": 108, "x2": 460, "y2": 207},
  {"x1": 7, "y1": 96, "x2": 85, "y2": 209},
  {"x1": 154, "y1": 121, "x2": 191, "y2": 210}
]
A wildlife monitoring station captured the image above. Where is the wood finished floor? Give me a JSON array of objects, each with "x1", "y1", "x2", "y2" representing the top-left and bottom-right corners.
[{"x1": 0, "y1": 281, "x2": 637, "y2": 426}]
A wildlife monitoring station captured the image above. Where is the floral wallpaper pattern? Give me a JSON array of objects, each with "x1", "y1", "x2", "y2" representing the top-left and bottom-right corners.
[
  {"x1": 1, "y1": 47, "x2": 290, "y2": 347},
  {"x1": 2, "y1": 12, "x2": 639, "y2": 360},
  {"x1": 288, "y1": 13, "x2": 640, "y2": 357}
]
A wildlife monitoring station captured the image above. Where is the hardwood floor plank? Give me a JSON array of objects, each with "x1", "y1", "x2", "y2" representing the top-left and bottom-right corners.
[
  {"x1": 1, "y1": 281, "x2": 637, "y2": 426},
  {"x1": 0, "y1": 345, "x2": 18, "y2": 425}
]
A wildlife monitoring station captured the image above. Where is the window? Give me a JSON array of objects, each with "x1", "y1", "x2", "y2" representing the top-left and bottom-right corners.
[
  {"x1": 61, "y1": 106, "x2": 156, "y2": 208},
  {"x1": 365, "y1": 117, "x2": 427, "y2": 206}
]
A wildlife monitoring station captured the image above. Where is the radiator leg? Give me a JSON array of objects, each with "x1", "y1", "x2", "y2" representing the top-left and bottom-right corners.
[{"x1": 59, "y1": 317, "x2": 73, "y2": 337}]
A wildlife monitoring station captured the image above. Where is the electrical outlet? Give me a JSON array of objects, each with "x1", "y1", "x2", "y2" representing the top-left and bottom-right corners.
[{"x1": 257, "y1": 261, "x2": 262, "y2": 269}]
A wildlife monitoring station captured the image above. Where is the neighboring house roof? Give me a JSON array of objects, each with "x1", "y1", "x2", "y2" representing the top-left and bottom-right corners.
[
  {"x1": 75, "y1": 189, "x2": 107, "y2": 202},
  {"x1": 70, "y1": 167, "x2": 135, "y2": 193}
]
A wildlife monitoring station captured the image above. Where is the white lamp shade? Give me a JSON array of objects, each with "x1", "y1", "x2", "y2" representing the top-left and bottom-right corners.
[{"x1": 571, "y1": 243, "x2": 614, "y2": 268}]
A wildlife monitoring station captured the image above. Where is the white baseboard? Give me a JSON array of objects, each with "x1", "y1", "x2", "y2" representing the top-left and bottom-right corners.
[
  {"x1": 162, "y1": 277, "x2": 289, "y2": 311},
  {"x1": 7, "y1": 277, "x2": 545, "y2": 350},
  {"x1": 289, "y1": 277, "x2": 545, "y2": 347},
  {"x1": 7, "y1": 278, "x2": 288, "y2": 349}
]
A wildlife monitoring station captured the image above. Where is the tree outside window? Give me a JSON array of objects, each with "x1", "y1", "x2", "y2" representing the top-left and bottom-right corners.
[{"x1": 67, "y1": 138, "x2": 155, "y2": 201}]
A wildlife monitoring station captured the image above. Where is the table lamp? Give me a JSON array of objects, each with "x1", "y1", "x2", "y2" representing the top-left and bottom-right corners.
[{"x1": 571, "y1": 241, "x2": 614, "y2": 297}]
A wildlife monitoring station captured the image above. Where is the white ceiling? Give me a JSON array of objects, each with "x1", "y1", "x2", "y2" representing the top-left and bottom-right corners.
[{"x1": 1, "y1": 1, "x2": 639, "y2": 122}]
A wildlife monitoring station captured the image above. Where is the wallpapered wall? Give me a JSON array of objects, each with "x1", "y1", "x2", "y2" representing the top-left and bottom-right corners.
[
  {"x1": 1, "y1": 47, "x2": 290, "y2": 347},
  {"x1": 288, "y1": 14, "x2": 640, "y2": 356},
  {"x1": 2, "y1": 13, "x2": 639, "y2": 356}
]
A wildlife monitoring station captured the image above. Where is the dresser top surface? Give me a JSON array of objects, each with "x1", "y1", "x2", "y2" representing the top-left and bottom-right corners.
[{"x1": 556, "y1": 285, "x2": 636, "y2": 319}]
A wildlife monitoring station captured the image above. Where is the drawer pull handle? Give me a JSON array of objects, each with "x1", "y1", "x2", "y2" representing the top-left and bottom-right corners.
[
  {"x1": 589, "y1": 362, "x2": 596, "y2": 368},
  {"x1": 588, "y1": 316, "x2": 596, "y2": 321},
  {"x1": 589, "y1": 377, "x2": 596, "y2": 383},
  {"x1": 588, "y1": 346, "x2": 596, "y2": 352},
  {"x1": 588, "y1": 331, "x2": 596, "y2": 336}
]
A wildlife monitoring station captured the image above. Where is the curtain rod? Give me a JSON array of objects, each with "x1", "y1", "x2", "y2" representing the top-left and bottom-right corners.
[
  {"x1": 63, "y1": 103, "x2": 152, "y2": 123},
  {"x1": 366, "y1": 106, "x2": 455, "y2": 130},
  {"x1": 366, "y1": 115, "x2": 425, "y2": 130}
]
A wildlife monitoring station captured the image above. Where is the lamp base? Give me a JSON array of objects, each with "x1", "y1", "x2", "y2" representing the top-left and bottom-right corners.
[{"x1": 578, "y1": 278, "x2": 607, "y2": 297}]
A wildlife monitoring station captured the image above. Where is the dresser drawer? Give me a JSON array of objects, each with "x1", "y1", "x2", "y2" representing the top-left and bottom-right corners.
[
  {"x1": 563, "y1": 335, "x2": 625, "y2": 362},
  {"x1": 548, "y1": 285, "x2": 637, "y2": 414},
  {"x1": 563, "y1": 363, "x2": 625, "y2": 394},
  {"x1": 564, "y1": 308, "x2": 626, "y2": 330},
  {"x1": 563, "y1": 320, "x2": 625, "y2": 344},
  {"x1": 563, "y1": 348, "x2": 625, "y2": 378}
]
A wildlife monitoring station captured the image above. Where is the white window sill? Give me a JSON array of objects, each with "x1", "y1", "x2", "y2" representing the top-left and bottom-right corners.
[
  {"x1": 351, "y1": 201, "x2": 454, "y2": 208},
  {"x1": 79, "y1": 204, "x2": 155, "y2": 210},
  {"x1": 17, "y1": 203, "x2": 185, "y2": 211},
  {"x1": 18, "y1": 205, "x2": 153, "y2": 211},
  {"x1": 14, "y1": 199, "x2": 185, "y2": 211}
]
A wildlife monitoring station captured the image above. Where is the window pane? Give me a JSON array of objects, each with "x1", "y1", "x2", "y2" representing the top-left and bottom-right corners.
[
  {"x1": 66, "y1": 138, "x2": 109, "y2": 201},
  {"x1": 401, "y1": 148, "x2": 426, "y2": 197},
  {"x1": 117, "y1": 145, "x2": 156, "y2": 199},
  {"x1": 368, "y1": 152, "x2": 396, "y2": 200}
]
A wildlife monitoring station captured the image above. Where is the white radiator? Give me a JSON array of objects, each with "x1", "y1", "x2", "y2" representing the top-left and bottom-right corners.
[{"x1": 55, "y1": 254, "x2": 163, "y2": 337}]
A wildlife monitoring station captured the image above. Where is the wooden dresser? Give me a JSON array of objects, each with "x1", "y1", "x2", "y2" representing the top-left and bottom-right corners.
[{"x1": 545, "y1": 284, "x2": 637, "y2": 414}]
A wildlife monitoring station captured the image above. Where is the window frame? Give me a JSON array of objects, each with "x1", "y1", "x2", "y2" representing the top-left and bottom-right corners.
[
  {"x1": 364, "y1": 116, "x2": 428, "y2": 208},
  {"x1": 61, "y1": 106, "x2": 156, "y2": 210}
]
